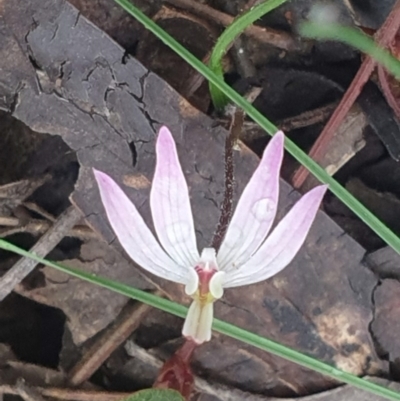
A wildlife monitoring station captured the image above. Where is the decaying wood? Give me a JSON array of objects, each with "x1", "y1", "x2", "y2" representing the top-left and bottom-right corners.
[
  {"x1": 345, "y1": 178, "x2": 400, "y2": 235},
  {"x1": 370, "y1": 279, "x2": 400, "y2": 363},
  {"x1": 366, "y1": 246, "x2": 400, "y2": 279},
  {"x1": 300, "y1": 105, "x2": 367, "y2": 192}
]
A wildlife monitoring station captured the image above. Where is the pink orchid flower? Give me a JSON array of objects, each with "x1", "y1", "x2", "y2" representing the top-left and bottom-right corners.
[{"x1": 94, "y1": 126, "x2": 327, "y2": 344}]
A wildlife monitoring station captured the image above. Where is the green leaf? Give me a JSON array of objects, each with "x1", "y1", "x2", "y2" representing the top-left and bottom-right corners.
[
  {"x1": 122, "y1": 389, "x2": 184, "y2": 401},
  {"x1": 208, "y1": 0, "x2": 289, "y2": 110}
]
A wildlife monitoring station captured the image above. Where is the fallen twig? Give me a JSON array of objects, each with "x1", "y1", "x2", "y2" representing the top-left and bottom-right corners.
[
  {"x1": 68, "y1": 297, "x2": 159, "y2": 386},
  {"x1": 0, "y1": 384, "x2": 131, "y2": 401},
  {"x1": 15, "y1": 379, "x2": 48, "y2": 401},
  {"x1": 164, "y1": 0, "x2": 305, "y2": 52},
  {"x1": 0, "y1": 216, "x2": 97, "y2": 240},
  {"x1": 0, "y1": 206, "x2": 81, "y2": 301}
]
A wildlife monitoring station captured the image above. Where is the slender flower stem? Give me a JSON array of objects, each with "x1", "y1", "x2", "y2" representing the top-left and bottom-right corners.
[
  {"x1": 153, "y1": 340, "x2": 197, "y2": 399},
  {"x1": 212, "y1": 109, "x2": 243, "y2": 251},
  {"x1": 1, "y1": 238, "x2": 400, "y2": 401}
]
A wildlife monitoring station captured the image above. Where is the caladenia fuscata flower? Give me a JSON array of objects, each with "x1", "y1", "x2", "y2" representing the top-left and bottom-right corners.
[{"x1": 94, "y1": 126, "x2": 327, "y2": 344}]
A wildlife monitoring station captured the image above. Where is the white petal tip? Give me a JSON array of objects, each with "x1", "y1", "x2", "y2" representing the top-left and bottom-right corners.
[
  {"x1": 157, "y1": 126, "x2": 174, "y2": 145},
  {"x1": 93, "y1": 169, "x2": 117, "y2": 191},
  {"x1": 309, "y1": 184, "x2": 329, "y2": 200},
  {"x1": 93, "y1": 168, "x2": 107, "y2": 182},
  {"x1": 268, "y1": 130, "x2": 284, "y2": 150}
]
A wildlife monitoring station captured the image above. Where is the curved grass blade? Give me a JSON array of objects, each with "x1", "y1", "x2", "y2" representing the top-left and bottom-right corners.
[
  {"x1": 299, "y1": 22, "x2": 400, "y2": 79},
  {"x1": 208, "y1": 0, "x2": 289, "y2": 110},
  {"x1": 0, "y1": 238, "x2": 399, "y2": 400}
]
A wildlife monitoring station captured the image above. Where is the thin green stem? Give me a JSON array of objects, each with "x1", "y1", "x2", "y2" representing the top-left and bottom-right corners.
[
  {"x1": 113, "y1": 0, "x2": 400, "y2": 253},
  {"x1": 1, "y1": 238, "x2": 399, "y2": 400},
  {"x1": 208, "y1": 0, "x2": 289, "y2": 109}
]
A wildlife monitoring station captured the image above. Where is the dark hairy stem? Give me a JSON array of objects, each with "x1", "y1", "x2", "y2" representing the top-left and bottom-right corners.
[{"x1": 212, "y1": 109, "x2": 244, "y2": 251}]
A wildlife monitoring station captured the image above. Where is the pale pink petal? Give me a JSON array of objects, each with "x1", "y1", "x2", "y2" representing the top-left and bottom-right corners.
[
  {"x1": 150, "y1": 126, "x2": 199, "y2": 267},
  {"x1": 94, "y1": 169, "x2": 190, "y2": 284},
  {"x1": 223, "y1": 185, "x2": 328, "y2": 288},
  {"x1": 182, "y1": 300, "x2": 213, "y2": 344},
  {"x1": 218, "y1": 131, "x2": 284, "y2": 271}
]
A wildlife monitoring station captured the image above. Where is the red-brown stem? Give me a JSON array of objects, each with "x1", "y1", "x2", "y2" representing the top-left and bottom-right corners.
[
  {"x1": 153, "y1": 340, "x2": 198, "y2": 400},
  {"x1": 378, "y1": 64, "x2": 400, "y2": 119}
]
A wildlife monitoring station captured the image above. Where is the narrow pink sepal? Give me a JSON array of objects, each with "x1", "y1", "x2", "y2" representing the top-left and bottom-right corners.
[
  {"x1": 93, "y1": 169, "x2": 189, "y2": 284},
  {"x1": 218, "y1": 131, "x2": 284, "y2": 271},
  {"x1": 223, "y1": 184, "x2": 328, "y2": 288},
  {"x1": 150, "y1": 126, "x2": 199, "y2": 267}
]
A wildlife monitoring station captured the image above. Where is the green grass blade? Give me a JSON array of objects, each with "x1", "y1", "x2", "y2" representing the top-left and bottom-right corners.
[
  {"x1": 299, "y1": 22, "x2": 400, "y2": 79},
  {"x1": 0, "y1": 239, "x2": 187, "y2": 317},
  {"x1": 1, "y1": 238, "x2": 400, "y2": 400},
  {"x1": 208, "y1": 0, "x2": 289, "y2": 110},
  {"x1": 112, "y1": 0, "x2": 400, "y2": 253}
]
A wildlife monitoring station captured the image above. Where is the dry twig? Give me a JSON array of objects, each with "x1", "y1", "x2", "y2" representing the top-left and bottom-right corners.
[
  {"x1": 164, "y1": 0, "x2": 304, "y2": 52},
  {"x1": 68, "y1": 298, "x2": 159, "y2": 386},
  {"x1": 0, "y1": 217, "x2": 97, "y2": 240},
  {"x1": 0, "y1": 206, "x2": 81, "y2": 301},
  {"x1": 14, "y1": 379, "x2": 47, "y2": 401},
  {"x1": 0, "y1": 385, "x2": 130, "y2": 401}
]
